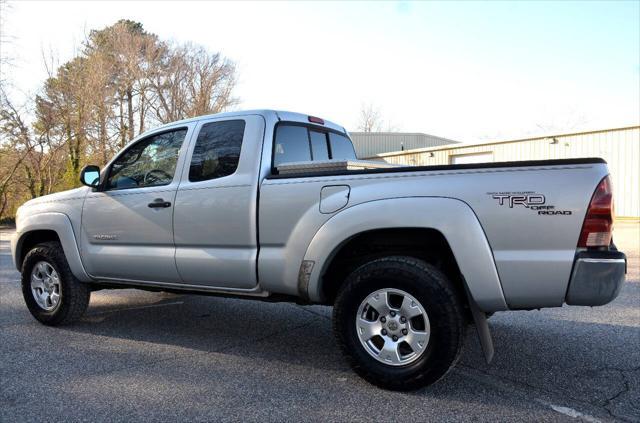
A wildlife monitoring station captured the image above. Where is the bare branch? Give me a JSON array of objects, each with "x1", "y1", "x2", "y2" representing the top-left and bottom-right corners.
[{"x1": 358, "y1": 103, "x2": 383, "y2": 132}]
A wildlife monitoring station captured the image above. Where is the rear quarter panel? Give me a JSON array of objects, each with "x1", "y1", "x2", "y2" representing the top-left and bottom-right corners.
[{"x1": 258, "y1": 161, "x2": 608, "y2": 309}]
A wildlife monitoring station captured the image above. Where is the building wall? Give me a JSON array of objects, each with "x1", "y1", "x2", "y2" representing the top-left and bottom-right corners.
[
  {"x1": 370, "y1": 126, "x2": 640, "y2": 217},
  {"x1": 349, "y1": 132, "x2": 458, "y2": 158}
]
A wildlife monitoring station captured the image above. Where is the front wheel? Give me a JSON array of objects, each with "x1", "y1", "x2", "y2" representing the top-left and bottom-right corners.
[
  {"x1": 21, "y1": 241, "x2": 91, "y2": 326},
  {"x1": 333, "y1": 256, "x2": 466, "y2": 391}
]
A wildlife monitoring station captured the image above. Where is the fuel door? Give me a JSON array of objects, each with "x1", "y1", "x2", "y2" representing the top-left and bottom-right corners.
[{"x1": 320, "y1": 185, "x2": 350, "y2": 214}]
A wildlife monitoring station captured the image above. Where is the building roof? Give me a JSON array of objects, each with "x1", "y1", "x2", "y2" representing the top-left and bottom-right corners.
[
  {"x1": 348, "y1": 132, "x2": 459, "y2": 158},
  {"x1": 369, "y1": 125, "x2": 640, "y2": 158}
]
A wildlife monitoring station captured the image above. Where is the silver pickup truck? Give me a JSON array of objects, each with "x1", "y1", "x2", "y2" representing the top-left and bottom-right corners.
[{"x1": 11, "y1": 110, "x2": 626, "y2": 390}]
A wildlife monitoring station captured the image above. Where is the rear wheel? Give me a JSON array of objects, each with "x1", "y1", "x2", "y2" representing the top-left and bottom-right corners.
[
  {"x1": 21, "y1": 241, "x2": 91, "y2": 326},
  {"x1": 333, "y1": 256, "x2": 466, "y2": 390}
]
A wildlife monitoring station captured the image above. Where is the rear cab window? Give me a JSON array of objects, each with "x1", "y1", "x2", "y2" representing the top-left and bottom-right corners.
[
  {"x1": 329, "y1": 133, "x2": 356, "y2": 160},
  {"x1": 273, "y1": 123, "x2": 356, "y2": 171},
  {"x1": 309, "y1": 130, "x2": 329, "y2": 161},
  {"x1": 273, "y1": 125, "x2": 310, "y2": 167}
]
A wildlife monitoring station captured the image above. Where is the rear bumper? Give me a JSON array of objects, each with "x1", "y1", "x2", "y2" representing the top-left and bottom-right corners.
[{"x1": 565, "y1": 249, "x2": 626, "y2": 306}]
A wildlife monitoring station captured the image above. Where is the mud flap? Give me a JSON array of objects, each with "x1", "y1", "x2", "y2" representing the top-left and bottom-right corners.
[{"x1": 465, "y1": 287, "x2": 495, "y2": 364}]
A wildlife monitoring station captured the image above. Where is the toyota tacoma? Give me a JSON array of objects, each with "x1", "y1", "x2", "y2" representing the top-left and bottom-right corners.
[{"x1": 11, "y1": 110, "x2": 626, "y2": 390}]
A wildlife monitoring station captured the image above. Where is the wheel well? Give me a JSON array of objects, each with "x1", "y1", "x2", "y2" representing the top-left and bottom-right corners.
[
  {"x1": 17, "y1": 230, "x2": 60, "y2": 268},
  {"x1": 320, "y1": 228, "x2": 468, "y2": 307}
]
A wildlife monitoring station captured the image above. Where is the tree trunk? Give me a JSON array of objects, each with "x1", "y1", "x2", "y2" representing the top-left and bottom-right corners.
[
  {"x1": 127, "y1": 87, "x2": 134, "y2": 140},
  {"x1": 38, "y1": 176, "x2": 46, "y2": 197},
  {"x1": 71, "y1": 106, "x2": 85, "y2": 185},
  {"x1": 24, "y1": 165, "x2": 37, "y2": 199},
  {"x1": 65, "y1": 121, "x2": 78, "y2": 186},
  {"x1": 119, "y1": 96, "x2": 127, "y2": 148},
  {"x1": 139, "y1": 92, "x2": 145, "y2": 134},
  {"x1": 99, "y1": 106, "x2": 108, "y2": 165},
  {"x1": 0, "y1": 192, "x2": 7, "y2": 221}
]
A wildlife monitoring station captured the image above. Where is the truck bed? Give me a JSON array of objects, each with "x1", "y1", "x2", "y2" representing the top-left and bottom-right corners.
[
  {"x1": 269, "y1": 157, "x2": 606, "y2": 179},
  {"x1": 259, "y1": 157, "x2": 609, "y2": 309}
]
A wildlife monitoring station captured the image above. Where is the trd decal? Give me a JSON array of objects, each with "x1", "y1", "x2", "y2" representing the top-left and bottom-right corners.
[
  {"x1": 487, "y1": 191, "x2": 572, "y2": 215},
  {"x1": 491, "y1": 193, "x2": 545, "y2": 208}
]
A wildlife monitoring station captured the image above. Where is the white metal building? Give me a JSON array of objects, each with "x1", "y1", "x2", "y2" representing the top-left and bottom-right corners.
[
  {"x1": 349, "y1": 132, "x2": 458, "y2": 158},
  {"x1": 365, "y1": 126, "x2": 640, "y2": 218}
]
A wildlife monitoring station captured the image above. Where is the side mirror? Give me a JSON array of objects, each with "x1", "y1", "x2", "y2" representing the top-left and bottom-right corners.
[{"x1": 80, "y1": 165, "x2": 101, "y2": 188}]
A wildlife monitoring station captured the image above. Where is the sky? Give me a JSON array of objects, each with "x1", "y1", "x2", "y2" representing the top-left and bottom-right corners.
[{"x1": 1, "y1": 0, "x2": 639, "y2": 142}]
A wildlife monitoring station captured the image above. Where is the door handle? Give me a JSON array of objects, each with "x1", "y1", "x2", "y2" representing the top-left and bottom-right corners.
[{"x1": 148, "y1": 198, "x2": 172, "y2": 208}]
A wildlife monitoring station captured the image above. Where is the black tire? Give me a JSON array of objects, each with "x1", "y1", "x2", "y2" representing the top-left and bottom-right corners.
[
  {"x1": 21, "y1": 241, "x2": 91, "y2": 326},
  {"x1": 333, "y1": 256, "x2": 466, "y2": 391}
]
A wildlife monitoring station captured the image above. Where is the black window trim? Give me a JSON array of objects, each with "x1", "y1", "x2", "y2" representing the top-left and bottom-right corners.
[
  {"x1": 308, "y1": 129, "x2": 331, "y2": 162},
  {"x1": 326, "y1": 131, "x2": 334, "y2": 159},
  {"x1": 271, "y1": 121, "x2": 351, "y2": 175},
  {"x1": 101, "y1": 126, "x2": 189, "y2": 192},
  {"x1": 306, "y1": 128, "x2": 314, "y2": 161}
]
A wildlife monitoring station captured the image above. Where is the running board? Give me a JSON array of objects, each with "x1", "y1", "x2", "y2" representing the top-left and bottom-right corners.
[{"x1": 91, "y1": 278, "x2": 270, "y2": 298}]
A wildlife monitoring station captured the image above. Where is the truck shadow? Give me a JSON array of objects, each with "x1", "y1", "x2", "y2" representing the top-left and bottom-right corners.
[{"x1": 64, "y1": 289, "x2": 640, "y2": 408}]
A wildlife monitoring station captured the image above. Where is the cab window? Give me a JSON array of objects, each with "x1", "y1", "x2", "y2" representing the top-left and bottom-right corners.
[
  {"x1": 309, "y1": 130, "x2": 329, "y2": 161},
  {"x1": 273, "y1": 124, "x2": 355, "y2": 169},
  {"x1": 106, "y1": 128, "x2": 187, "y2": 190},
  {"x1": 189, "y1": 120, "x2": 246, "y2": 182},
  {"x1": 273, "y1": 125, "x2": 310, "y2": 167},
  {"x1": 329, "y1": 132, "x2": 357, "y2": 160}
]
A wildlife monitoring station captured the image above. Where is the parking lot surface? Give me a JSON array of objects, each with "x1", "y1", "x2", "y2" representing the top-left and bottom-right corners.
[{"x1": 1, "y1": 223, "x2": 638, "y2": 422}]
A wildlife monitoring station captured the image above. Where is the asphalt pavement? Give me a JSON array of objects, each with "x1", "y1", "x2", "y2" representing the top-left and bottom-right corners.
[{"x1": 1, "y1": 224, "x2": 638, "y2": 422}]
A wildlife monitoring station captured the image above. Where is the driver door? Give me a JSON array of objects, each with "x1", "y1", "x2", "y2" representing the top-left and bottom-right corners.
[{"x1": 80, "y1": 125, "x2": 192, "y2": 283}]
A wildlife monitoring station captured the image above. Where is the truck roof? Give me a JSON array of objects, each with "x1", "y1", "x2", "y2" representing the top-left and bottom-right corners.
[{"x1": 152, "y1": 109, "x2": 347, "y2": 135}]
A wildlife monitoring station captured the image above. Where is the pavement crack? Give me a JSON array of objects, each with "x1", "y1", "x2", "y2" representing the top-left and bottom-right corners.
[
  {"x1": 459, "y1": 364, "x2": 583, "y2": 402},
  {"x1": 598, "y1": 367, "x2": 634, "y2": 422},
  {"x1": 457, "y1": 364, "x2": 609, "y2": 420},
  {"x1": 295, "y1": 305, "x2": 331, "y2": 320},
  {"x1": 460, "y1": 363, "x2": 640, "y2": 422}
]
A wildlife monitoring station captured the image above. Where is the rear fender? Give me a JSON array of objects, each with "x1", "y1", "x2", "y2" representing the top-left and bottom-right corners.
[{"x1": 303, "y1": 197, "x2": 508, "y2": 312}]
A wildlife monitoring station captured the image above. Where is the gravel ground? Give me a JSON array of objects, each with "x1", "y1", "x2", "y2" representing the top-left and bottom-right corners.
[{"x1": 1, "y1": 223, "x2": 638, "y2": 422}]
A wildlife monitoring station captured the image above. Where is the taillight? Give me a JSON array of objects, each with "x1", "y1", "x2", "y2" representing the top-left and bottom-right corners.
[{"x1": 578, "y1": 175, "x2": 614, "y2": 248}]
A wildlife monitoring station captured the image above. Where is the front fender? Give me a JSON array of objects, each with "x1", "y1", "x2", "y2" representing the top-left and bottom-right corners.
[
  {"x1": 303, "y1": 197, "x2": 508, "y2": 312},
  {"x1": 12, "y1": 212, "x2": 92, "y2": 282}
]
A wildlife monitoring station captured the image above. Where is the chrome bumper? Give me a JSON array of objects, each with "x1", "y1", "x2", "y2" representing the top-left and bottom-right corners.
[{"x1": 565, "y1": 250, "x2": 626, "y2": 306}]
